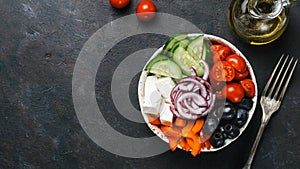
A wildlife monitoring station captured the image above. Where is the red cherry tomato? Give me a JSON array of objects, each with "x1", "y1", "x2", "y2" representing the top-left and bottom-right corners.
[
  {"x1": 240, "y1": 79, "x2": 256, "y2": 98},
  {"x1": 210, "y1": 45, "x2": 222, "y2": 63},
  {"x1": 235, "y1": 69, "x2": 249, "y2": 80},
  {"x1": 210, "y1": 61, "x2": 235, "y2": 82},
  {"x1": 225, "y1": 54, "x2": 247, "y2": 73},
  {"x1": 211, "y1": 45, "x2": 232, "y2": 63},
  {"x1": 222, "y1": 83, "x2": 245, "y2": 103},
  {"x1": 109, "y1": 0, "x2": 130, "y2": 8},
  {"x1": 136, "y1": 0, "x2": 156, "y2": 21},
  {"x1": 210, "y1": 77, "x2": 226, "y2": 90},
  {"x1": 210, "y1": 44, "x2": 222, "y2": 51}
]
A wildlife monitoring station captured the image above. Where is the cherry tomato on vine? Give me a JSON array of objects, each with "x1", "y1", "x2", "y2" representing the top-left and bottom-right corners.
[
  {"x1": 210, "y1": 61, "x2": 235, "y2": 82},
  {"x1": 136, "y1": 0, "x2": 156, "y2": 21},
  {"x1": 225, "y1": 54, "x2": 247, "y2": 73},
  {"x1": 222, "y1": 83, "x2": 245, "y2": 103},
  {"x1": 109, "y1": 0, "x2": 130, "y2": 8},
  {"x1": 240, "y1": 79, "x2": 256, "y2": 98}
]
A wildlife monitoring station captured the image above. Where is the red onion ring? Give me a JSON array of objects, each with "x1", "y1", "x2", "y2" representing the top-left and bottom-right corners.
[{"x1": 170, "y1": 73, "x2": 215, "y2": 120}]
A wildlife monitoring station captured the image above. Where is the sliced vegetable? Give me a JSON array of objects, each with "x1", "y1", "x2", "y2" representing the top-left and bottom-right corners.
[
  {"x1": 170, "y1": 75, "x2": 214, "y2": 120},
  {"x1": 163, "y1": 33, "x2": 188, "y2": 52},
  {"x1": 174, "y1": 118, "x2": 187, "y2": 127},
  {"x1": 185, "y1": 132, "x2": 201, "y2": 157},
  {"x1": 161, "y1": 126, "x2": 181, "y2": 138},
  {"x1": 210, "y1": 132, "x2": 225, "y2": 148},
  {"x1": 211, "y1": 45, "x2": 232, "y2": 63},
  {"x1": 235, "y1": 69, "x2": 249, "y2": 80},
  {"x1": 202, "y1": 41, "x2": 211, "y2": 61},
  {"x1": 148, "y1": 117, "x2": 161, "y2": 125},
  {"x1": 149, "y1": 59, "x2": 182, "y2": 79},
  {"x1": 226, "y1": 54, "x2": 247, "y2": 73},
  {"x1": 174, "y1": 39, "x2": 190, "y2": 50},
  {"x1": 240, "y1": 79, "x2": 256, "y2": 98},
  {"x1": 169, "y1": 137, "x2": 180, "y2": 151},
  {"x1": 181, "y1": 120, "x2": 195, "y2": 137},
  {"x1": 187, "y1": 35, "x2": 204, "y2": 61},
  {"x1": 179, "y1": 138, "x2": 187, "y2": 149},
  {"x1": 191, "y1": 119, "x2": 205, "y2": 133},
  {"x1": 145, "y1": 55, "x2": 169, "y2": 72},
  {"x1": 173, "y1": 46, "x2": 204, "y2": 76},
  {"x1": 210, "y1": 61, "x2": 235, "y2": 82}
]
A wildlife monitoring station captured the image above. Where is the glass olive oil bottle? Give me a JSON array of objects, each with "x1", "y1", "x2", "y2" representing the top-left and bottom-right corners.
[{"x1": 228, "y1": 0, "x2": 296, "y2": 45}]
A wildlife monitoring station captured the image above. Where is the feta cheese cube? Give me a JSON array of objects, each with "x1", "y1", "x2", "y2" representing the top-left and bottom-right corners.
[
  {"x1": 155, "y1": 77, "x2": 176, "y2": 100},
  {"x1": 159, "y1": 102, "x2": 174, "y2": 126},
  {"x1": 142, "y1": 76, "x2": 162, "y2": 117}
]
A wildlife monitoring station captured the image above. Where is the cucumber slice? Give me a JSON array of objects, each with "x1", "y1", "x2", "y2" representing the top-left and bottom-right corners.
[
  {"x1": 145, "y1": 55, "x2": 169, "y2": 72},
  {"x1": 163, "y1": 33, "x2": 188, "y2": 52},
  {"x1": 170, "y1": 39, "x2": 190, "y2": 54},
  {"x1": 176, "y1": 39, "x2": 190, "y2": 49},
  {"x1": 173, "y1": 46, "x2": 204, "y2": 76},
  {"x1": 149, "y1": 59, "x2": 182, "y2": 79},
  {"x1": 187, "y1": 35, "x2": 204, "y2": 61},
  {"x1": 201, "y1": 41, "x2": 211, "y2": 61}
]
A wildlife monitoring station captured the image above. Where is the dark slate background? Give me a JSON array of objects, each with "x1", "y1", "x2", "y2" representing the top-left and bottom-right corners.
[{"x1": 1, "y1": 0, "x2": 300, "y2": 169}]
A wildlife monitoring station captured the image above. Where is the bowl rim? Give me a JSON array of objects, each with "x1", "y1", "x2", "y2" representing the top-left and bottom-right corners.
[{"x1": 138, "y1": 33, "x2": 258, "y2": 152}]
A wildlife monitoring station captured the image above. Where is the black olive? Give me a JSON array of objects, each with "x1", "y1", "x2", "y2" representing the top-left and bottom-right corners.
[
  {"x1": 221, "y1": 101, "x2": 237, "y2": 121},
  {"x1": 211, "y1": 107, "x2": 223, "y2": 121},
  {"x1": 234, "y1": 108, "x2": 249, "y2": 127},
  {"x1": 210, "y1": 132, "x2": 225, "y2": 148},
  {"x1": 237, "y1": 98, "x2": 253, "y2": 110},
  {"x1": 202, "y1": 117, "x2": 219, "y2": 135},
  {"x1": 216, "y1": 125, "x2": 228, "y2": 139},
  {"x1": 224, "y1": 124, "x2": 240, "y2": 139}
]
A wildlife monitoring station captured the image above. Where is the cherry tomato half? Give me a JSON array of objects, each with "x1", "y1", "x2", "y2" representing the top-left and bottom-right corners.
[
  {"x1": 211, "y1": 45, "x2": 232, "y2": 63},
  {"x1": 225, "y1": 54, "x2": 247, "y2": 73},
  {"x1": 240, "y1": 79, "x2": 256, "y2": 98},
  {"x1": 136, "y1": 0, "x2": 156, "y2": 21},
  {"x1": 109, "y1": 0, "x2": 130, "y2": 8},
  {"x1": 210, "y1": 61, "x2": 235, "y2": 82},
  {"x1": 222, "y1": 83, "x2": 245, "y2": 103},
  {"x1": 210, "y1": 44, "x2": 222, "y2": 52},
  {"x1": 235, "y1": 69, "x2": 249, "y2": 80},
  {"x1": 210, "y1": 77, "x2": 226, "y2": 90}
]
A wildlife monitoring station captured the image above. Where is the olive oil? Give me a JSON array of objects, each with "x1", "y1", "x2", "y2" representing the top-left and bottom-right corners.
[{"x1": 228, "y1": 0, "x2": 294, "y2": 45}]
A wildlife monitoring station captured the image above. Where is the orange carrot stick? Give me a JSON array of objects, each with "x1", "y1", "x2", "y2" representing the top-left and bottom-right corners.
[
  {"x1": 160, "y1": 126, "x2": 181, "y2": 138},
  {"x1": 168, "y1": 136, "x2": 181, "y2": 151},
  {"x1": 185, "y1": 143, "x2": 191, "y2": 152},
  {"x1": 191, "y1": 140, "x2": 201, "y2": 157},
  {"x1": 149, "y1": 117, "x2": 161, "y2": 125},
  {"x1": 181, "y1": 120, "x2": 195, "y2": 137},
  {"x1": 191, "y1": 118, "x2": 205, "y2": 133},
  {"x1": 186, "y1": 132, "x2": 202, "y2": 157},
  {"x1": 186, "y1": 137, "x2": 194, "y2": 149},
  {"x1": 179, "y1": 138, "x2": 186, "y2": 149},
  {"x1": 174, "y1": 118, "x2": 187, "y2": 127},
  {"x1": 203, "y1": 140, "x2": 211, "y2": 150}
]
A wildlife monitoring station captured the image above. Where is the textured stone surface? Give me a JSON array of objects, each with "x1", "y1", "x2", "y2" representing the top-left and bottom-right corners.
[{"x1": 0, "y1": 0, "x2": 300, "y2": 169}]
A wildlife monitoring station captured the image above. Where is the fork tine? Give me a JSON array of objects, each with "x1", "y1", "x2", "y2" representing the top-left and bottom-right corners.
[
  {"x1": 278, "y1": 58, "x2": 298, "y2": 101},
  {"x1": 261, "y1": 54, "x2": 285, "y2": 97},
  {"x1": 273, "y1": 57, "x2": 294, "y2": 99}
]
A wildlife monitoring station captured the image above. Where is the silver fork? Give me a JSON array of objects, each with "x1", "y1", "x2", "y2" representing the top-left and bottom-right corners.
[{"x1": 242, "y1": 55, "x2": 298, "y2": 169}]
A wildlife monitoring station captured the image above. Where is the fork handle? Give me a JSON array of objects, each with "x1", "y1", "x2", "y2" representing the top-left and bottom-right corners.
[{"x1": 243, "y1": 115, "x2": 271, "y2": 169}]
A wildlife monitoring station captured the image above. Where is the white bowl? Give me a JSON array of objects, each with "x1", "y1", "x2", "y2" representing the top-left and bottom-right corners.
[{"x1": 138, "y1": 34, "x2": 258, "y2": 152}]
